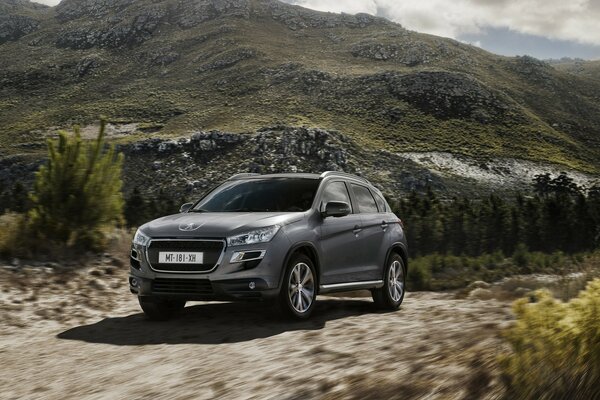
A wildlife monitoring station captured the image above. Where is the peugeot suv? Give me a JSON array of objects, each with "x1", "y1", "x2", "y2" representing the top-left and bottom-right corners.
[{"x1": 129, "y1": 172, "x2": 408, "y2": 320}]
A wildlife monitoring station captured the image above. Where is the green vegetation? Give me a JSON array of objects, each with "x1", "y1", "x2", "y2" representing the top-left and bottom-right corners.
[
  {"x1": 0, "y1": 212, "x2": 28, "y2": 257},
  {"x1": 28, "y1": 120, "x2": 124, "y2": 250},
  {"x1": 394, "y1": 173, "x2": 600, "y2": 258},
  {"x1": 406, "y1": 251, "x2": 586, "y2": 291},
  {"x1": 501, "y1": 279, "x2": 600, "y2": 400},
  {"x1": 0, "y1": 122, "x2": 125, "y2": 256},
  {"x1": 396, "y1": 173, "x2": 600, "y2": 290}
]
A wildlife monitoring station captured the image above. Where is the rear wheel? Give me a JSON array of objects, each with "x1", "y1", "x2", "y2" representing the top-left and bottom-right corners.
[
  {"x1": 138, "y1": 296, "x2": 186, "y2": 321},
  {"x1": 279, "y1": 254, "x2": 317, "y2": 319},
  {"x1": 372, "y1": 253, "x2": 406, "y2": 310}
]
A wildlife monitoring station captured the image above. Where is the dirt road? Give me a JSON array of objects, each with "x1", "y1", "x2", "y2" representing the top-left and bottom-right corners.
[{"x1": 0, "y1": 262, "x2": 513, "y2": 399}]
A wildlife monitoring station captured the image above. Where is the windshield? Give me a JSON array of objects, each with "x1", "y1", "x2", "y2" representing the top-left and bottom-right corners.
[{"x1": 192, "y1": 178, "x2": 320, "y2": 212}]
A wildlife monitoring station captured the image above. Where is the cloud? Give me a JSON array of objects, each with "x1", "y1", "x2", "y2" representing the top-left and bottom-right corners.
[
  {"x1": 31, "y1": 0, "x2": 59, "y2": 5},
  {"x1": 283, "y1": 0, "x2": 600, "y2": 46}
]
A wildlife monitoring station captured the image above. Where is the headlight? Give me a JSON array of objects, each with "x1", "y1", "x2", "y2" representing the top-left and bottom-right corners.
[
  {"x1": 227, "y1": 225, "x2": 281, "y2": 247},
  {"x1": 132, "y1": 229, "x2": 150, "y2": 247}
]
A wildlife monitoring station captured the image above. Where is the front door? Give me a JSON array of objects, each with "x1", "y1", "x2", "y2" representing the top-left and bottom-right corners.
[{"x1": 318, "y1": 180, "x2": 363, "y2": 284}]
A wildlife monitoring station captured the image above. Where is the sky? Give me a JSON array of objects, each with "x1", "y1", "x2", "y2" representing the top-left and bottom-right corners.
[{"x1": 33, "y1": 0, "x2": 600, "y2": 60}]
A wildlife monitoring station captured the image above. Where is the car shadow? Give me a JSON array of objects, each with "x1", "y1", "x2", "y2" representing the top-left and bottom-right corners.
[{"x1": 57, "y1": 298, "x2": 390, "y2": 346}]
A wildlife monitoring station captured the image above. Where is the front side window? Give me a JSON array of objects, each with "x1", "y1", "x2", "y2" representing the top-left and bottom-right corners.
[
  {"x1": 351, "y1": 184, "x2": 378, "y2": 213},
  {"x1": 320, "y1": 181, "x2": 352, "y2": 212},
  {"x1": 193, "y1": 178, "x2": 319, "y2": 212}
]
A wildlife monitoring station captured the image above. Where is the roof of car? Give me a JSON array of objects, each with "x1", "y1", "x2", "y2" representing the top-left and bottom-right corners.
[
  {"x1": 228, "y1": 171, "x2": 373, "y2": 186},
  {"x1": 229, "y1": 173, "x2": 321, "y2": 180}
]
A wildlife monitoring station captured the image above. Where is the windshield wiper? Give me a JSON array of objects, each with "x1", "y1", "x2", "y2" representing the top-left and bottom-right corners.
[{"x1": 188, "y1": 208, "x2": 209, "y2": 213}]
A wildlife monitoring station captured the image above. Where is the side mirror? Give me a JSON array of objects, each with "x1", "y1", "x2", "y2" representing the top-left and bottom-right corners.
[
  {"x1": 322, "y1": 201, "x2": 351, "y2": 218},
  {"x1": 180, "y1": 202, "x2": 194, "y2": 213}
]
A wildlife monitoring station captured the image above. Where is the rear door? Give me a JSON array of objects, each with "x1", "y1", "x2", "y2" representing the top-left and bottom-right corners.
[
  {"x1": 318, "y1": 180, "x2": 364, "y2": 284},
  {"x1": 349, "y1": 183, "x2": 390, "y2": 281}
]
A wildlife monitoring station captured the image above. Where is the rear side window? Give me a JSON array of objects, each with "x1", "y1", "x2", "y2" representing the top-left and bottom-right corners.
[
  {"x1": 321, "y1": 181, "x2": 352, "y2": 212},
  {"x1": 351, "y1": 184, "x2": 378, "y2": 213},
  {"x1": 374, "y1": 193, "x2": 387, "y2": 212}
]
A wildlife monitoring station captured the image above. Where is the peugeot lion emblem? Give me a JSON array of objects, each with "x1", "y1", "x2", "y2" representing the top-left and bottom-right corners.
[{"x1": 179, "y1": 222, "x2": 201, "y2": 231}]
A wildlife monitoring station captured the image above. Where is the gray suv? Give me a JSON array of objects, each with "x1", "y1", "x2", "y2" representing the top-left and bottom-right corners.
[{"x1": 129, "y1": 172, "x2": 408, "y2": 319}]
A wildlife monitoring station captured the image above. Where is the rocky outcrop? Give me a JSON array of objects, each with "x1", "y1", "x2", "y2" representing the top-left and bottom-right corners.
[
  {"x1": 508, "y1": 56, "x2": 555, "y2": 87},
  {"x1": 267, "y1": 1, "x2": 381, "y2": 31},
  {"x1": 55, "y1": 5, "x2": 167, "y2": 49},
  {"x1": 350, "y1": 39, "x2": 436, "y2": 66},
  {"x1": 196, "y1": 47, "x2": 257, "y2": 73},
  {"x1": 176, "y1": 0, "x2": 252, "y2": 28},
  {"x1": 0, "y1": 14, "x2": 40, "y2": 44},
  {"x1": 118, "y1": 126, "x2": 446, "y2": 197},
  {"x1": 55, "y1": 0, "x2": 137, "y2": 21},
  {"x1": 75, "y1": 54, "x2": 103, "y2": 77},
  {"x1": 370, "y1": 71, "x2": 514, "y2": 123}
]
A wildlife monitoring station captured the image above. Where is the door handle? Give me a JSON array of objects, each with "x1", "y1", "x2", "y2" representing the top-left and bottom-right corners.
[
  {"x1": 353, "y1": 225, "x2": 362, "y2": 234},
  {"x1": 381, "y1": 221, "x2": 388, "y2": 230}
]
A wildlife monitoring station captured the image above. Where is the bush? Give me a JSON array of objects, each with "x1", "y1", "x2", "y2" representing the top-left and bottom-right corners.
[
  {"x1": 512, "y1": 243, "x2": 530, "y2": 271},
  {"x1": 501, "y1": 279, "x2": 600, "y2": 399},
  {"x1": 28, "y1": 121, "x2": 124, "y2": 251},
  {"x1": 0, "y1": 213, "x2": 28, "y2": 257},
  {"x1": 406, "y1": 259, "x2": 432, "y2": 290}
]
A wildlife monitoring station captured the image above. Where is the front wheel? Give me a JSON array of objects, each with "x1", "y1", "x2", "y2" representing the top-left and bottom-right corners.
[
  {"x1": 279, "y1": 254, "x2": 317, "y2": 319},
  {"x1": 372, "y1": 254, "x2": 406, "y2": 310},
  {"x1": 138, "y1": 296, "x2": 186, "y2": 321}
]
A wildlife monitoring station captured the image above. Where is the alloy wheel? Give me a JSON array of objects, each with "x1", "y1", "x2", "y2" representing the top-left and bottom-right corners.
[
  {"x1": 288, "y1": 262, "x2": 315, "y2": 313},
  {"x1": 388, "y1": 260, "x2": 404, "y2": 302}
]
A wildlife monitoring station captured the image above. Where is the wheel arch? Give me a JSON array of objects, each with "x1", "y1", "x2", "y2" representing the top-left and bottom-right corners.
[
  {"x1": 279, "y1": 241, "x2": 321, "y2": 290},
  {"x1": 387, "y1": 242, "x2": 409, "y2": 274}
]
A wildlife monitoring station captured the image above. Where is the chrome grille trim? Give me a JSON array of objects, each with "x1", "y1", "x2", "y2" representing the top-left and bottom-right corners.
[{"x1": 146, "y1": 238, "x2": 226, "y2": 274}]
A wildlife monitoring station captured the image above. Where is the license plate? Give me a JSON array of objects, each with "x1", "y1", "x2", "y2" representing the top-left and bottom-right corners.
[{"x1": 159, "y1": 252, "x2": 204, "y2": 264}]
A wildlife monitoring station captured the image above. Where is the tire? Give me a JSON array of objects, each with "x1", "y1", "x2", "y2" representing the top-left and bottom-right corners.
[
  {"x1": 372, "y1": 253, "x2": 406, "y2": 310},
  {"x1": 138, "y1": 296, "x2": 186, "y2": 321},
  {"x1": 279, "y1": 254, "x2": 317, "y2": 319}
]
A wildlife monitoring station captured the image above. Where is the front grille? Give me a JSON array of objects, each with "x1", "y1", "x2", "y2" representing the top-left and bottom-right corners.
[
  {"x1": 152, "y1": 278, "x2": 213, "y2": 295},
  {"x1": 147, "y1": 240, "x2": 224, "y2": 272}
]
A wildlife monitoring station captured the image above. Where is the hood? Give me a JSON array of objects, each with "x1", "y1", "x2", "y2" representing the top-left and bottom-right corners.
[{"x1": 140, "y1": 211, "x2": 305, "y2": 238}]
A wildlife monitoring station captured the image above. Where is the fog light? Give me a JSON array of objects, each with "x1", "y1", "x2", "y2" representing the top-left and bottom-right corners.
[
  {"x1": 249, "y1": 281, "x2": 256, "y2": 290},
  {"x1": 130, "y1": 277, "x2": 139, "y2": 287}
]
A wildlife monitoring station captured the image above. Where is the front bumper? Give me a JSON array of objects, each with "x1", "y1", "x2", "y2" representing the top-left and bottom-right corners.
[
  {"x1": 129, "y1": 275, "x2": 279, "y2": 301},
  {"x1": 128, "y1": 236, "x2": 289, "y2": 301}
]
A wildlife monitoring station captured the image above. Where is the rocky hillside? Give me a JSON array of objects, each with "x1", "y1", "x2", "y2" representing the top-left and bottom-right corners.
[
  {"x1": 1, "y1": 0, "x2": 600, "y2": 197},
  {"x1": 549, "y1": 58, "x2": 600, "y2": 81}
]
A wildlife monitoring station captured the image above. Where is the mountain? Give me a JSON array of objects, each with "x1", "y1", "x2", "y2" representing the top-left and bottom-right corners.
[
  {"x1": 548, "y1": 58, "x2": 600, "y2": 81},
  {"x1": 1, "y1": 0, "x2": 599, "y2": 198}
]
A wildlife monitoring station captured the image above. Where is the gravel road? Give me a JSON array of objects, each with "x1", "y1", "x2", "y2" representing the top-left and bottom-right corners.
[{"x1": 0, "y1": 262, "x2": 513, "y2": 400}]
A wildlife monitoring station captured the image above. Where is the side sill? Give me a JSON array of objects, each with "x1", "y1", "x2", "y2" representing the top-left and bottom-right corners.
[{"x1": 319, "y1": 280, "x2": 384, "y2": 294}]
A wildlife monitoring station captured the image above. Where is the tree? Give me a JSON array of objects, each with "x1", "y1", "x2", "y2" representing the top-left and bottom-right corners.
[{"x1": 28, "y1": 121, "x2": 124, "y2": 249}]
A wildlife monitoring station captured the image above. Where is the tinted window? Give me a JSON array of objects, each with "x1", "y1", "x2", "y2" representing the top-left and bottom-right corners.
[
  {"x1": 321, "y1": 181, "x2": 352, "y2": 212},
  {"x1": 374, "y1": 192, "x2": 387, "y2": 212},
  {"x1": 351, "y1": 184, "x2": 378, "y2": 213},
  {"x1": 193, "y1": 178, "x2": 319, "y2": 212}
]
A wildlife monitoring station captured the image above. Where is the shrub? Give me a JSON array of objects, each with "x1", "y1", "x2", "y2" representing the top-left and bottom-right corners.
[
  {"x1": 406, "y1": 259, "x2": 432, "y2": 290},
  {"x1": 512, "y1": 243, "x2": 530, "y2": 270},
  {"x1": 28, "y1": 121, "x2": 124, "y2": 251},
  {"x1": 501, "y1": 279, "x2": 600, "y2": 400},
  {"x1": 0, "y1": 213, "x2": 28, "y2": 257}
]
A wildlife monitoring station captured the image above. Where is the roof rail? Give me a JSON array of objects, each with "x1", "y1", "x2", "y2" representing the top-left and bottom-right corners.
[
  {"x1": 228, "y1": 173, "x2": 260, "y2": 180},
  {"x1": 320, "y1": 171, "x2": 371, "y2": 185}
]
